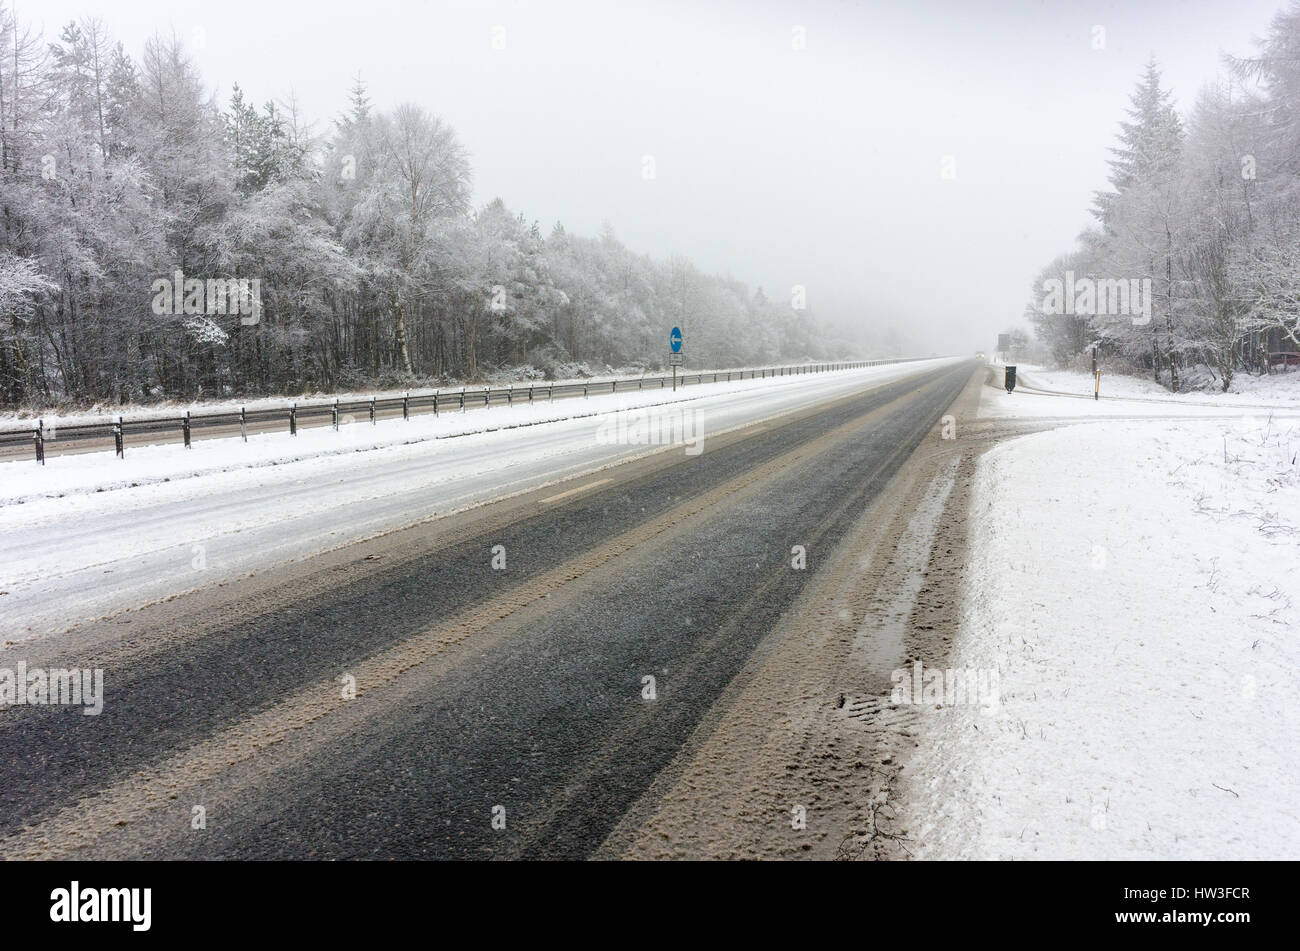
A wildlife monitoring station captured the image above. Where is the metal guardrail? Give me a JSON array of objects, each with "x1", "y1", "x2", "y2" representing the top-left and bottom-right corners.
[{"x1": 3, "y1": 358, "x2": 934, "y2": 464}]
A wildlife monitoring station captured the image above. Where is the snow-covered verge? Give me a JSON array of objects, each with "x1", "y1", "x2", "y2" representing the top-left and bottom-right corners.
[
  {"x1": 0, "y1": 359, "x2": 871, "y2": 429},
  {"x1": 0, "y1": 362, "x2": 952, "y2": 505},
  {"x1": 980, "y1": 366, "x2": 1300, "y2": 421},
  {"x1": 1018, "y1": 364, "x2": 1300, "y2": 406},
  {"x1": 905, "y1": 417, "x2": 1300, "y2": 859}
]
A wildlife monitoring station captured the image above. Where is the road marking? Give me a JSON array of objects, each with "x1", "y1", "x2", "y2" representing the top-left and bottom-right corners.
[
  {"x1": 539, "y1": 478, "x2": 611, "y2": 504},
  {"x1": 2, "y1": 375, "x2": 949, "y2": 860}
]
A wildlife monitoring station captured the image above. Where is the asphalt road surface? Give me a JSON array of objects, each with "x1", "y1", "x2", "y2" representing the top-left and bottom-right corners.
[{"x1": 0, "y1": 359, "x2": 976, "y2": 859}]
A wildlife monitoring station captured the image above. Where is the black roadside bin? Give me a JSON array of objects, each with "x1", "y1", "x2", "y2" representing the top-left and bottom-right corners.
[{"x1": 1004, "y1": 365, "x2": 1017, "y2": 393}]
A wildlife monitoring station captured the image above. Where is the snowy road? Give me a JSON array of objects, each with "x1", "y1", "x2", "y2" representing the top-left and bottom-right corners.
[
  {"x1": 0, "y1": 357, "x2": 975, "y2": 859},
  {"x1": 0, "y1": 359, "x2": 959, "y2": 638},
  {"x1": 5, "y1": 358, "x2": 1293, "y2": 862}
]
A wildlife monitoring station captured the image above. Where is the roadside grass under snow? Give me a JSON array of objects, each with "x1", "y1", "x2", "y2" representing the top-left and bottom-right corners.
[
  {"x1": 0, "y1": 360, "x2": 846, "y2": 429},
  {"x1": 905, "y1": 415, "x2": 1300, "y2": 859},
  {"x1": 1018, "y1": 363, "x2": 1300, "y2": 406},
  {"x1": 0, "y1": 362, "x2": 954, "y2": 506},
  {"x1": 981, "y1": 365, "x2": 1300, "y2": 422},
  {"x1": 0, "y1": 372, "x2": 787, "y2": 504}
]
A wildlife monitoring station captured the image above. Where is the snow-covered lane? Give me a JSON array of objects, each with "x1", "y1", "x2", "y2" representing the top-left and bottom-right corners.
[{"x1": 0, "y1": 359, "x2": 960, "y2": 638}]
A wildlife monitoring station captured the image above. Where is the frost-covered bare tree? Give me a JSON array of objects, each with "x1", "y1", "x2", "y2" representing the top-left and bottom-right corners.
[{"x1": 0, "y1": 10, "x2": 857, "y2": 408}]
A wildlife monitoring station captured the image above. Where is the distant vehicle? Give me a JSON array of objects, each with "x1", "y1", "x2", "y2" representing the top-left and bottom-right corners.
[{"x1": 976, "y1": 351, "x2": 986, "y2": 359}]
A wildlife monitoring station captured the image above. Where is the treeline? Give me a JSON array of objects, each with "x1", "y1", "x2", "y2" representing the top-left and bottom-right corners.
[
  {"x1": 1027, "y1": 2, "x2": 1300, "y2": 391},
  {"x1": 0, "y1": 8, "x2": 858, "y2": 409}
]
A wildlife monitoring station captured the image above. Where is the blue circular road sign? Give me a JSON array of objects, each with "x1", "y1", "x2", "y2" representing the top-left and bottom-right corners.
[{"x1": 670, "y1": 326, "x2": 683, "y2": 353}]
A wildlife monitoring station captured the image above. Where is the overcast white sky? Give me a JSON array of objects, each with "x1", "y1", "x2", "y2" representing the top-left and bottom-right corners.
[{"x1": 23, "y1": 0, "x2": 1289, "y2": 353}]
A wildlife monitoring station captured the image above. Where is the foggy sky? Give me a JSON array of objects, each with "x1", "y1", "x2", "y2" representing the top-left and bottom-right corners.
[{"x1": 26, "y1": 0, "x2": 1288, "y2": 354}]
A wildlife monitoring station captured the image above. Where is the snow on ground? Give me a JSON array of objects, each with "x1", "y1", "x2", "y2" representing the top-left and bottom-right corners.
[
  {"x1": 0, "y1": 359, "x2": 959, "y2": 638},
  {"x1": 905, "y1": 416, "x2": 1300, "y2": 859},
  {"x1": 1024, "y1": 364, "x2": 1300, "y2": 405},
  {"x1": 0, "y1": 360, "x2": 864, "y2": 429},
  {"x1": 980, "y1": 365, "x2": 1300, "y2": 421},
  {"x1": 0, "y1": 362, "x2": 945, "y2": 505},
  {"x1": 990, "y1": 360, "x2": 1300, "y2": 406}
]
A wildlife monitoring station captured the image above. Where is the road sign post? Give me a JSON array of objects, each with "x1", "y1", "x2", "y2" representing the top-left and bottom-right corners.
[{"x1": 670, "y1": 326, "x2": 683, "y2": 391}]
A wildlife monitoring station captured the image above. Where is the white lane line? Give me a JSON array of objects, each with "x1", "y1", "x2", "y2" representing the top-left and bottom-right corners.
[{"x1": 539, "y1": 478, "x2": 612, "y2": 505}]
